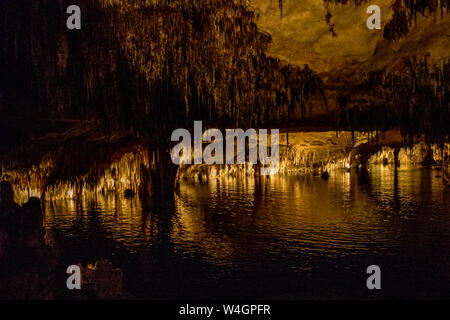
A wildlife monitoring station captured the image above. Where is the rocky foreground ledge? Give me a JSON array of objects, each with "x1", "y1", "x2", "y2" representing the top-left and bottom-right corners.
[
  {"x1": 0, "y1": 181, "x2": 57, "y2": 298},
  {"x1": 0, "y1": 181, "x2": 123, "y2": 299}
]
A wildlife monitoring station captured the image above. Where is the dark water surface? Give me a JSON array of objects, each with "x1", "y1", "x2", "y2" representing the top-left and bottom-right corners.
[{"x1": 43, "y1": 166, "x2": 450, "y2": 299}]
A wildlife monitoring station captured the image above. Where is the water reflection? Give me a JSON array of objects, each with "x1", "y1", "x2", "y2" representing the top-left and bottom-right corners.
[
  {"x1": 44, "y1": 194, "x2": 158, "y2": 248},
  {"x1": 43, "y1": 166, "x2": 450, "y2": 298},
  {"x1": 173, "y1": 170, "x2": 390, "y2": 261}
]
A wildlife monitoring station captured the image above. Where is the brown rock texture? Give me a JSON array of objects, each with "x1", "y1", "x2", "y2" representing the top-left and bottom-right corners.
[{"x1": 250, "y1": 0, "x2": 449, "y2": 85}]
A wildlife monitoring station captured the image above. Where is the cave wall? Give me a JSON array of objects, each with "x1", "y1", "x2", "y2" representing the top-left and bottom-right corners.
[
  {"x1": 251, "y1": 0, "x2": 449, "y2": 84},
  {"x1": 0, "y1": 0, "x2": 448, "y2": 193},
  {"x1": 251, "y1": 0, "x2": 449, "y2": 141}
]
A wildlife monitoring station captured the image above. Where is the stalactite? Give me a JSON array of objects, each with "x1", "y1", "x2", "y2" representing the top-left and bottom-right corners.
[
  {"x1": 383, "y1": 1, "x2": 410, "y2": 40},
  {"x1": 336, "y1": 56, "x2": 449, "y2": 148},
  {"x1": 1, "y1": 0, "x2": 324, "y2": 132},
  {"x1": 1, "y1": 149, "x2": 150, "y2": 203},
  {"x1": 323, "y1": 0, "x2": 449, "y2": 40},
  {"x1": 279, "y1": 0, "x2": 283, "y2": 19}
]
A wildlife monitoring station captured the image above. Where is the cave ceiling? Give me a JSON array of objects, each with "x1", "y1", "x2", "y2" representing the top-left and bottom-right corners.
[{"x1": 250, "y1": 0, "x2": 449, "y2": 87}]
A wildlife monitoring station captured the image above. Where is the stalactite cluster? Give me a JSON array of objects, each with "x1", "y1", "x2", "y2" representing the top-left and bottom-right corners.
[
  {"x1": 382, "y1": 0, "x2": 450, "y2": 40},
  {"x1": 0, "y1": 0, "x2": 448, "y2": 192},
  {"x1": 322, "y1": 0, "x2": 448, "y2": 40},
  {"x1": 336, "y1": 56, "x2": 449, "y2": 147},
  {"x1": 0, "y1": 0, "x2": 324, "y2": 135},
  {"x1": 1, "y1": 148, "x2": 150, "y2": 203},
  {"x1": 102, "y1": 0, "x2": 326, "y2": 129},
  {"x1": 383, "y1": 0, "x2": 410, "y2": 40},
  {"x1": 279, "y1": 0, "x2": 283, "y2": 18}
]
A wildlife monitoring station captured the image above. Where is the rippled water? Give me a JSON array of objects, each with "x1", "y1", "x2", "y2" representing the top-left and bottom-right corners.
[{"x1": 43, "y1": 166, "x2": 450, "y2": 299}]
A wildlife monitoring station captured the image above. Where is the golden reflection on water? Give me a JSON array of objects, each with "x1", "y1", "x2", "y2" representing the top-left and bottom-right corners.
[
  {"x1": 170, "y1": 166, "x2": 449, "y2": 261},
  {"x1": 42, "y1": 166, "x2": 450, "y2": 264},
  {"x1": 44, "y1": 193, "x2": 158, "y2": 247}
]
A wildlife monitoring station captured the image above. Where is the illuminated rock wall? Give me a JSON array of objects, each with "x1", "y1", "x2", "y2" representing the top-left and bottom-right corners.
[
  {"x1": 1, "y1": 150, "x2": 149, "y2": 204},
  {"x1": 367, "y1": 142, "x2": 450, "y2": 166},
  {"x1": 176, "y1": 130, "x2": 450, "y2": 184}
]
